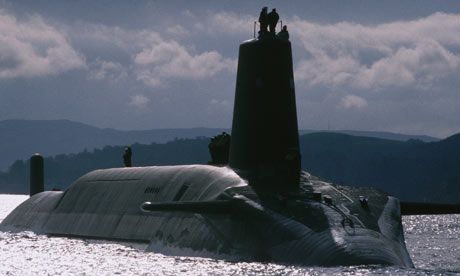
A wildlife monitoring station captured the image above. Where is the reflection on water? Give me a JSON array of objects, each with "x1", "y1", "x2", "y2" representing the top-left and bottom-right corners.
[
  {"x1": 1, "y1": 195, "x2": 459, "y2": 275},
  {"x1": 403, "y1": 214, "x2": 460, "y2": 274}
]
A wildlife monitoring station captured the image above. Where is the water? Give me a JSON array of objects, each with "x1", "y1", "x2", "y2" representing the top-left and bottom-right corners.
[{"x1": 1, "y1": 194, "x2": 459, "y2": 275}]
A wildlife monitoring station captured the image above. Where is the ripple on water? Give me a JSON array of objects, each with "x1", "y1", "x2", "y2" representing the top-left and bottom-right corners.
[
  {"x1": 403, "y1": 214, "x2": 460, "y2": 274},
  {"x1": 1, "y1": 195, "x2": 459, "y2": 275}
]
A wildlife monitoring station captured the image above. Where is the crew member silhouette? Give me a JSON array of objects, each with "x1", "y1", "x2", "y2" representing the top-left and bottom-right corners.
[
  {"x1": 278, "y1": 25, "x2": 289, "y2": 40},
  {"x1": 123, "y1": 147, "x2": 132, "y2": 167},
  {"x1": 258, "y1": 7, "x2": 268, "y2": 34},
  {"x1": 268, "y1": 8, "x2": 279, "y2": 33}
]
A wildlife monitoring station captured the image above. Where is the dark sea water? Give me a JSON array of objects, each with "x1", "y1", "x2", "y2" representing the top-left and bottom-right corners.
[{"x1": 1, "y1": 195, "x2": 459, "y2": 275}]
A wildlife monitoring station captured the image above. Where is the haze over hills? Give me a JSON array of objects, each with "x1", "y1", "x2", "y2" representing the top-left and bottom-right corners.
[
  {"x1": 0, "y1": 119, "x2": 227, "y2": 171},
  {"x1": 0, "y1": 131, "x2": 459, "y2": 203},
  {"x1": 0, "y1": 119, "x2": 440, "y2": 171}
]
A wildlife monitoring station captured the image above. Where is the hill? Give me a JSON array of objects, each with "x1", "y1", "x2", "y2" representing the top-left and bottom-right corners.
[
  {"x1": 0, "y1": 119, "x2": 440, "y2": 171},
  {"x1": 299, "y1": 130, "x2": 440, "y2": 143},
  {"x1": 0, "y1": 119, "x2": 227, "y2": 171},
  {"x1": 0, "y1": 137, "x2": 210, "y2": 194},
  {"x1": 300, "y1": 132, "x2": 460, "y2": 203},
  {"x1": 0, "y1": 132, "x2": 459, "y2": 203}
]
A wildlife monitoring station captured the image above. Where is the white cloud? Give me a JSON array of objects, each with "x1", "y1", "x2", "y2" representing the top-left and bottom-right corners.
[
  {"x1": 165, "y1": 25, "x2": 189, "y2": 37},
  {"x1": 295, "y1": 55, "x2": 361, "y2": 89},
  {"x1": 340, "y1": 95, "x2": 368, "y2": 109},
  {"x1": 88, "y1": 58, "x2": 127, "y2": 82},
  {"x1": 133, "y1": 40, "x2": 236, "y2": 87},
  {"x1": 0, "y1": 10, "x2": 85, "y2": 79},
  {"x1": 129, "y1": 95, "x2": 150, "y2": 108},
  {"x1": 72, "y1": 22, "x2": 163, "y2": 52},
  {"x1": 291, "y1": 12, "x2": 460, "y2": 91},
  {"x1": 206, "y1": 12, "x2": 254, "y2": 35},
  {"x1": 70, "y1": 21, "x2": 236, "y2": 88}
]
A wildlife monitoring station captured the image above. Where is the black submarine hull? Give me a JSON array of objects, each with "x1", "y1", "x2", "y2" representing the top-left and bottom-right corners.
[{"x1": 1, "y1": 165, "x2": 413, "y2": 267}]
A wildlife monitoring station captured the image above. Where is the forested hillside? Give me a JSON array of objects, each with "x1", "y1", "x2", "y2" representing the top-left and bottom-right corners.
[
  {"x1": 300, "y1": 133, "x2": 460, "y2": 203},
  {"x1": 0, "y1": 119, "x2": 438, "y2": 171},
  {"x1": 0, "y1": 119, "x2": 227, "y2": 171},
  {"x1": 0, "y1": 138, "x2": 210, "y2": 194},
  {"x1": 1, "y1": 133, "x2": 459, "y2": 203}
]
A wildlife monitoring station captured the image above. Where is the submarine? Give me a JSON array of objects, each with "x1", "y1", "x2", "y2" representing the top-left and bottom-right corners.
[{"x1": 1, "y1": 10, "x2": 414, "y2": 267}]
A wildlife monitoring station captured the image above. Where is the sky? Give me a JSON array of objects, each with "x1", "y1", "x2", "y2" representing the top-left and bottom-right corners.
[{"x1": 1, "y1": 1, "x2": 460, "y2": 138}]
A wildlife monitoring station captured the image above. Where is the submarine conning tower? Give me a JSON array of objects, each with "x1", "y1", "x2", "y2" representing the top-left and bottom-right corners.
[{"x1": 229, "y1": 16, "x2": 300, "y2": 191}]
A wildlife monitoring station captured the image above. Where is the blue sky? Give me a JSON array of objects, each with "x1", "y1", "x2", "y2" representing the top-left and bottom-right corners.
[{"x1": 1, "y1": 1, "x2": 460, "y2": 138}]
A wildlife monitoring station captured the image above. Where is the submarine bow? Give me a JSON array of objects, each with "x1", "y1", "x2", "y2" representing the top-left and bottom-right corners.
[{"x1": 1, "y1": 10, "x2": 414, "y2": 267}]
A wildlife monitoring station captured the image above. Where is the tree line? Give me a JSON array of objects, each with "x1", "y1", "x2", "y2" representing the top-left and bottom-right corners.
[{"x1": 1, "y1": 133, "x2": 459, "y2": 203}]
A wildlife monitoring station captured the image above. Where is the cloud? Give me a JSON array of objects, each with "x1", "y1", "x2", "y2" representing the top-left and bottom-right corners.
[
  {"x1": 210, "y1": 99, "x2": 231, "y2": 107},
  {"x1": 73, "y1": 23, "x2": 163, "y2": 52},
  {"x1": 165, "y1": 25, "x2": 189, "y2": 38},
  {"x1": 206, "y1": 12, "x2": 254, "y2": 35},
  {"x1": 88, "y1": 58, "x2": 127, "y2": 82},
  {"x1": 69, "y1": 21, "x2": 236, "y2": 87},
  {"x1": 291, "y1": 12, "x2": 460, "y2": 91},
  {"x1": 129, "y1": 94, "x2": 150, "y2": 108},
  {"x1": 340, "y1": 95, "x2": 368, "y2": 109},
  {"x1": 0, "y1": 9, "x2": 85, "y2": 79},
  {"x1": 133, "y1": 40, "x2": 236, "y2": 87}
]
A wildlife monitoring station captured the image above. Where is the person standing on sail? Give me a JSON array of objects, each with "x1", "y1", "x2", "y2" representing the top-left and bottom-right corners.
[
  {"x1": 268, "y1": 8, "x2": 279, "y2": 33},
  {"x1": 258, "y1": 7, "x2": 268, "y2": 34}
]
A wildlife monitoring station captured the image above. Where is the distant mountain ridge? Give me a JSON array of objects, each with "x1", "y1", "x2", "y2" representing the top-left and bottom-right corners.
[
  {"x1": 0, "y1": 119, "x2": 440, "y2": 171},
  {"x1": 299, "y1": 129, "x2": 439, "y2": 143},
  {"x1": 0, "y1": 119, "x2": 227, "y2": 171},
  {"x1": 1, "y1": 132, "x2": 458, "y2": 203}
]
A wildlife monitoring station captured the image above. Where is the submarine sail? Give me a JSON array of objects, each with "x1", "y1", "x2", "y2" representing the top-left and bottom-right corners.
[{"x1": 229, "y1": 33, "x2": 300, "y2": 190}]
